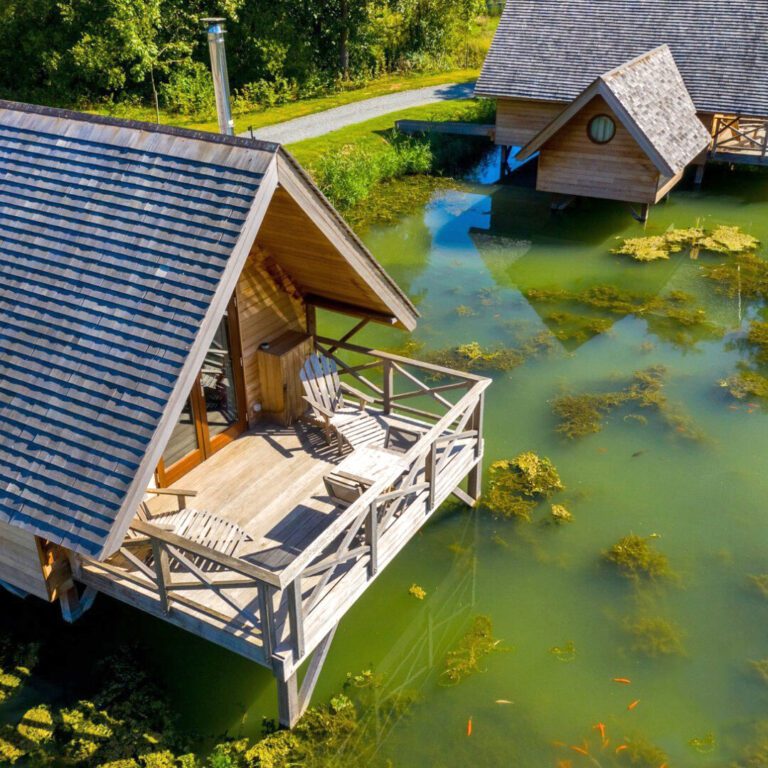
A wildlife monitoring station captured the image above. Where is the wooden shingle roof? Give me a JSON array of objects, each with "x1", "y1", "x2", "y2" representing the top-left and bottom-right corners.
[
  {"x1": 517, "y1": 46, "x2": 712, "y2": 176},
  {"x1": 0, "y1": 102, "x2": 280, "y2": 557},
  {"x1": 476, "y1": 0, "x2": 768, "y2": 118}
]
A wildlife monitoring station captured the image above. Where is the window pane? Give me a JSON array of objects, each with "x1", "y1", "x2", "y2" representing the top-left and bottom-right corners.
[
  {"x1": 202, "y1": 313, "x2": 240, "y2": 438},
  {"x1": 162, "y1": 398, "x2": 199, "y2": 467}
]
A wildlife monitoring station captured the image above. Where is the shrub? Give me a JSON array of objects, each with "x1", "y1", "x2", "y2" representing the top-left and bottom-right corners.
[{"x1": 159, "y1": 63, "x2": 215, "y2": 117}]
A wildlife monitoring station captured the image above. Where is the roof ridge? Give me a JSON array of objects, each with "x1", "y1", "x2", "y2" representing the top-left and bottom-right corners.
[
  {"x1": 600, "y1": 43, "x2": 671, "y2": 81},
  {"x1": 0, "y1": 99, "x2": 280, "y2": 155}
]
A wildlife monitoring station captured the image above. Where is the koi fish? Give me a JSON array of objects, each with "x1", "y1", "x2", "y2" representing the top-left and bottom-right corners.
[
  {"x1": 570, "y1": 745, "x2": 589, "y2": 757},
  {"x1": 628, "y1": 699, "x2": 640, "y2": 710},
  {"x1": 615, "y1": 745, "x2": 628, "y2": 754},
  {"x1": 612, "y1": 677, "x2": 632, "y2": 684},
  {"x1": 556, "y1": 761, "x2": 573, "y2": 768},
  {"x1": 466, "y1": 717, "x2": 472, "y2": 736},
  {"x1": 593, "y1": 722, "x2": 608, "y2": 746},
  {"x1": 495, "y1": 699, "x2": 513, "y2": 705}
]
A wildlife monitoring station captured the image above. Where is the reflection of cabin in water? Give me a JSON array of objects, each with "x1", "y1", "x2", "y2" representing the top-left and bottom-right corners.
[
  {"x1": 0, "y1": 101, "x2": 489, "y2": 726},
  {"x1": 476, "y1": 0, "x2": 768, "y2": 217}
]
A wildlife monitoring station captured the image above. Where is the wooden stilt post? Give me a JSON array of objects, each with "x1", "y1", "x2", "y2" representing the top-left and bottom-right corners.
[
  {"x1": 277, "y1": 624, "x2": 338, "y2": 728},
  {"x1": 694, "y1": 163, "x2": 706, "y2": 187},
  {"x1": 499, "y1": 145, "x2": 510, "y2": 180},
  {"x1": 59, "y1": 584, "x2": 98, "y2": 623}
]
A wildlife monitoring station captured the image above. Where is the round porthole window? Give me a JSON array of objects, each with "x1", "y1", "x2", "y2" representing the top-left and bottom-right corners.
[{"x1": 588, "y1": 114, "x2": 616, "y2": 144}]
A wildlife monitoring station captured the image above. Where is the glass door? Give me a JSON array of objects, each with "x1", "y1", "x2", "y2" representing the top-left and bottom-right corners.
[{"x1": 156, "y1": 298, "x2": 247, "y2": 486}]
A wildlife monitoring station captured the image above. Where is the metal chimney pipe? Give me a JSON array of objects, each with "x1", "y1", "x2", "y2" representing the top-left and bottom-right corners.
[{"x1": 202, "y1": 17, "x2": 234, "y2": 136}]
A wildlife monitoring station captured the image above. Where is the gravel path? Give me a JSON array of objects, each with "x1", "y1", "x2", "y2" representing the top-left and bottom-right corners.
[{"x1": 241, "y1": 81, "x2": 475, "y2": 144}]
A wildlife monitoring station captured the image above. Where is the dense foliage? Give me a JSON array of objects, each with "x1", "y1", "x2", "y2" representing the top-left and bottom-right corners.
[{"x1": 0, "y1": 0, "x2": 493, "y2": 114}]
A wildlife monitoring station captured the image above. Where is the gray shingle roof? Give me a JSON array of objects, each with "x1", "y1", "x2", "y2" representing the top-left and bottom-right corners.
[
  {"x1": 0, "y1": 102, "x2": 276, "y2": 557},
  {"x1": 476, "y1": 0, "x2": 768, "y2": 117},
  {"x1": 518, "y1": 46, "x2": 711, "y2": 175}
]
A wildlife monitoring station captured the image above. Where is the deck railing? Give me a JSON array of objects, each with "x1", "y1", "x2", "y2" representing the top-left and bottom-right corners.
[
  {"x1": 711, "y1": 116, "x2": 768, "y2": 161},
  {"x1": 77, "y1": 339, "x2": 489, "y2": 675}
]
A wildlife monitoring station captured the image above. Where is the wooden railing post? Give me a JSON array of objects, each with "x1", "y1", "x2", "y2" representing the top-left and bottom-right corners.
[
  {"x1": 382, "y1": 359, "x2": 393, "y2": 414},
  {"x1": 287, "y1": 579, "x2": 305, "y2": 660},
  {"x1": 467, "y1": 392, "x2": 485, "y2": 503},
  {"x1": 366, "y1": 500, "x2": 379, "y2": 576},
  {"x1": 151, "y1": 540, "x2": 172, "y2": 614},
  {"x1": 426, "y1": 442, "x2": 437, "y2": 512}
]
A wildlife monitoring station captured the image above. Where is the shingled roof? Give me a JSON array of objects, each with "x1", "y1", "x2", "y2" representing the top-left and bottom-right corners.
[
  {"x1": 517, "y1": 46, "x2": 712, "y2": 176},
  {"x1": 0, "y1": 101, "x2": 417, "y2": 559},
  {"x1": 476, "y1": 0, "x2": 768, "y2": 118}
]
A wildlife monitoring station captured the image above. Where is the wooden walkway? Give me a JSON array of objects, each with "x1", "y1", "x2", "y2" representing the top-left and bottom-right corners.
[
  {"x1": 394, "y1": 119, "x2": 495, "y2": 138},
  {"x1": 74, "y1": 339, "x2": 489, "y2": 724}
]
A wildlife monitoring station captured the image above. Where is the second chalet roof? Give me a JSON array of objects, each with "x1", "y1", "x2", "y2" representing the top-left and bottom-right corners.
[
  {"x1": 0, "y1": 101, "x2": 417, "y2": 559},
  {"x1": 517, "y1": 46, "x2": 712, "y2": 176},
  {"x1": 475, "y1": 0, "x2": 768, "y2": 118}
]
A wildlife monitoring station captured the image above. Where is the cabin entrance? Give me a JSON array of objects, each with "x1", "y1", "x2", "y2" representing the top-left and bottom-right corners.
[{"x1": 156, "y1": 298, "x2": 247, "y2": 486}]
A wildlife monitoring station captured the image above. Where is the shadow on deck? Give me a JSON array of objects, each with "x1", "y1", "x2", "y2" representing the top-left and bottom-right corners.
[{"x1": 75, "y1": 340, "x2": 490, "y2": 721}]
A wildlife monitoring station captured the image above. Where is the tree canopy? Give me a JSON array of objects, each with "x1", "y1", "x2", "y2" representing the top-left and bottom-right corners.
[{"x1": 0, "y1": 0, "x2": 490, "y2": 113}]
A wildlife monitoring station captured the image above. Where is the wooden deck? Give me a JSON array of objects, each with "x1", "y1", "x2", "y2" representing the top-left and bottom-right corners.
[{"x1": 74, "y1": 339, "x2": 489, "y2": 713}]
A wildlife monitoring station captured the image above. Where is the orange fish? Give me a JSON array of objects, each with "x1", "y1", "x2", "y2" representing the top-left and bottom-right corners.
[
  {"x1": 628, "y1": 699, "x2": 640, "y2": 710},
  {"x1": 466, "y1": 717, "x2": 472, "y2": 736},
  {"x1": 612, "y1": 677, "x2": 632, "y2": 684},
  {"x1": 615, "y1": 744, "x2": 628, "y2": 754},
  {"x1": 593, "y1": 722, "x2": 608, "y2": 747},
  {"x1": 556, "y1": 761, "x2": 573, "y2": 768},
  {"x1": 728, "y1": 404, "x2": 740, "y2": 410},
  {"x1": 659, "y1": 764, "x2": 668, "y2": 768},
  {"x1": 570, "y1": 745, "x2": 589, "y2": 757}
]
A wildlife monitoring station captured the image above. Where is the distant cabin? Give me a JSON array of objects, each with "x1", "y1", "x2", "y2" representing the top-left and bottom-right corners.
[
  {"x1": 0, "y1": 101, "x2": 489, "y2": 726},
  {"x1": 476, "y1": 0, "x2": 768, "y2": 214}
]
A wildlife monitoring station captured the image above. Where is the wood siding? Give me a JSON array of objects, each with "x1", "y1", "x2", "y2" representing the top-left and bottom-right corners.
[
  {"x1": 495, "y1": 98, "x2": 563, "y2": 146},
  {"x1": 536, "y1": 95, "x2": 661, "y2": 203},
  {"x1": 236, "y1": 246, "x2": 307, "y2": 421},
  {"x1": 0, "y1": 522, "x2": 49, "y2": 600}
]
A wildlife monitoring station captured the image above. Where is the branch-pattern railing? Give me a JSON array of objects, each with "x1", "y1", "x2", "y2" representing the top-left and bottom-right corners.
[
  {"x1": 78, "y1": 338, "x2": 489, "y2": 673},
  {"x1": 712, "y1": 116, "x2": 768, "y2": 159}
]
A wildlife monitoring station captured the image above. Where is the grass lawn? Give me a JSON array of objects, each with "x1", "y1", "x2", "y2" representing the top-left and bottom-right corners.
[{"x1": 285, "y1": 98, "x2": 483, "y2": 168}]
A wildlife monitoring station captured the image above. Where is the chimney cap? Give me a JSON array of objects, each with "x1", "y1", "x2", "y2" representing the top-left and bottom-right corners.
[{"x1": 202, "y1": 17, "x2": 226, "y2": 28}]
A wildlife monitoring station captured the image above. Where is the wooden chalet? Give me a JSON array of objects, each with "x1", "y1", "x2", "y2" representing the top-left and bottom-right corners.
[
  {"x1": 476, "y1": 0, "x2": 768, "y2": 214},
  {"x1": 0, "y1": 101, "x2": 489, "y2": 726}
]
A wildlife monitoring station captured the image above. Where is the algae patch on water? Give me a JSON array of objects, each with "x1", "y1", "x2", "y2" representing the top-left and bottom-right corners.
[
  {"x1": 441, "y1": 615, "x2": 507, "y2": 686},
  {"x1": 613, "y1": 224, "x2": 758, "y2": 262},
  {"x1": 604, "y1": 534, "x2": 672, "y2": 581},
  {"x1": 551, "y1": 365, "x2": 704, "y2": 441},
  {"x1": 625, "y1": 615, "x2": 686, "y2": 657},
  {"x1": 484, "y1": 452, "x2": 564, "y2": 521}
]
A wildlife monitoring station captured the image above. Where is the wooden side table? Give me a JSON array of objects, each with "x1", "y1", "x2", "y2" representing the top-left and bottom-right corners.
[{"x1": 256, "y1": 330, "x2": 312, "y2": 425}]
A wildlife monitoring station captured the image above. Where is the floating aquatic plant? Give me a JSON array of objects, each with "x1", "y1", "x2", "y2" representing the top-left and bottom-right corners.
[
  {"x1": 613, "y1": 224, "x2": 757, "y2": 262},
  {"x1": 738, "y1": 721, "x2": 768, "y2": 768},
  {"x1": 699, "y1": 225, "x2": 759, "y2": 255},
  {"x1": 688, "y1": 731, "x2": 717, "y2": 753},
  {"x1": 720, "y1": 366, "x2": 768, "y2": 401},
  {"x1": 549, "y1": 640, "x2": 576, "y2": 662},
  {"x1": 613, "y1": 234, "x2": 673, "y2": 261},
  {"x1": 703, "y1": 251, "x2": 768, "y2": 300},
  {"x1": 545, "y1": 311, "x2": 614, "y2": 342},
  {"x1": 408, "y1": 584, "x2": 426, "y2": 600},
  {"x1": 424, "y1": 340, "x2": 524, "y2": 376},
  {"x1": 604, "y1": 534, "x2": 672, "y2": 581},
  {"x1": 550, "y1": 504, "x2": 573, "y2": 523},
  {"x1": 454, "y1": 305, "x2": 476, "y2": 317},
  {"x1": 625, "y1": 615, "x2": 685, "y2": 657},
  {"x1": 441, "y1": 615, "x2": 506, "y2": 685},
  {"x1": 552, "y1": 366, "x2": 705, "y2": 441},
  {"x1": 750, "y1": 574, "x2": 768, "y2": 598},
  {"x1": 485, "y1": 452, "x2": 564, "y2": 521},
  {"x1": 751, "y1": 659, "x2": 768, "y2": 685}
]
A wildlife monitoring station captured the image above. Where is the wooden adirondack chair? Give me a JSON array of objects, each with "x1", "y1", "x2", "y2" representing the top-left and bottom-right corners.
[{"x1": 300, "y1": 353, "x2": 385, "y2": 454}]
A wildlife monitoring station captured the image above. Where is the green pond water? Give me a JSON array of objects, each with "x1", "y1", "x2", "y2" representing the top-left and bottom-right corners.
[{"x1": 4, "y1": 160, "x2": 768, "y2": 766}]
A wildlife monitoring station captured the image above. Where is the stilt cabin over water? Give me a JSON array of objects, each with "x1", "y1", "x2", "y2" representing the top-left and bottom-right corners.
[
  {"x1": 0, "y1": 101, "x2": 489, "y2": 726},
  {"x1": 476, "y1": 0, "x2": 768, "y2": 216}
]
